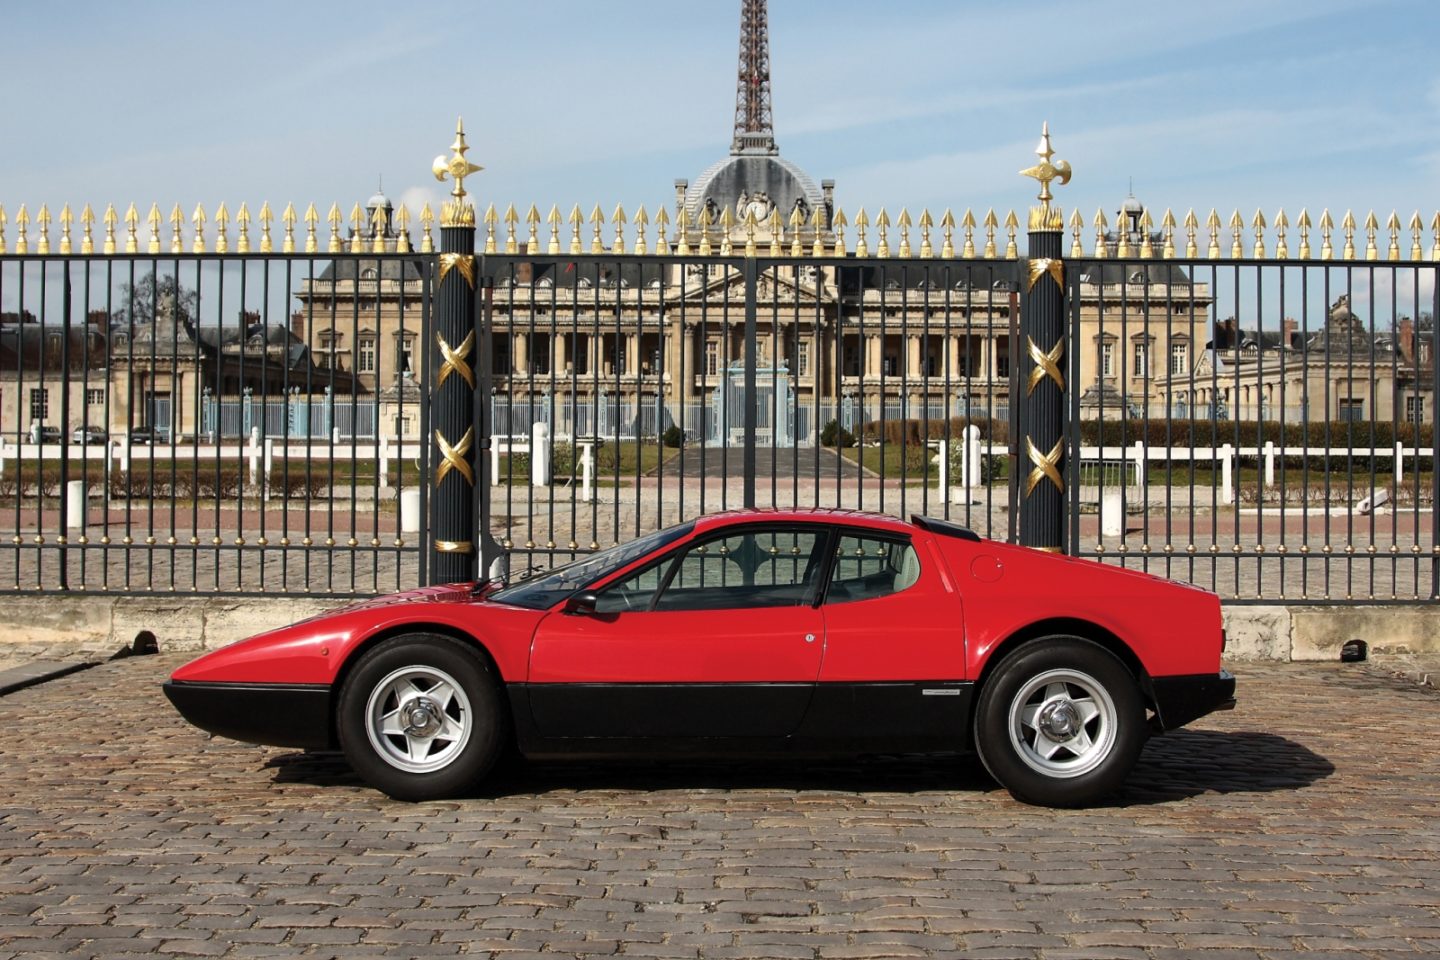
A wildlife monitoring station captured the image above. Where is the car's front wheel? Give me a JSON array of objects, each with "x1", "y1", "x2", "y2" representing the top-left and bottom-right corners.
[
  {"x1": 337, "y1": 633, "x2": 506, "y2": 801},
  {"x1": 974, "y1": 637, "x2": 1145, "y2": 807}
]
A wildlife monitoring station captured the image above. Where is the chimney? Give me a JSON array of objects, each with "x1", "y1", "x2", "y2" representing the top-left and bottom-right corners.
[
  {"x1": 1282, "y1": 316, "x2": 1298, "y2": 348},
  {"x1": 1398, "y1": 316, "x2": 1416, "y2": 364},
  {"x1": 674, "y1": 179, "x2": 688, "y2": 218}
]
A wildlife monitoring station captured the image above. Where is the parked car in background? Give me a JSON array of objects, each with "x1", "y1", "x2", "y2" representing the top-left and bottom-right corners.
[
  {"x1": 71, "y1": 426, "x2": 109, "y2": 445},
  {"x1": 128, "y1": 425, "x2": 168, "y2": 445},
  {"x1": 164, "y1": 509, "x2": 1236, "y2": 808},
  {"x1": 30, "y1": 426, "x2": 62, "y2": 444}
]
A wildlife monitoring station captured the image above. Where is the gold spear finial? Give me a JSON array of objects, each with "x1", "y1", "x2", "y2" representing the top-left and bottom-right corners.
[
  {"x1": 1228, "y1": 209, "x2": 1243, "y2": 259},
  {"x1": 419, "y1": 203, "x2": 435, "y2": 253},
  {"x1": 59, "y1": 204, "x2": 73, "y2": 254},
  {"x1": 99, "y1": 204, "x2": 117, "y2": 255},
  {"x1": 215, "y1": 202, "x2": 231, "y2": 253},
  {"x1": 1139, "y1": 209, "x2": 1154, "y2": 259},
  {"x1": 676, "y1": 206, "x2": 691, "y2": 256},
  {"x1": 1206, "y1": 209, "x2": 1222, "y2": 259},
  {"x1": 147, "y1": 203, "x2": 162, "y2": 253},
  {"x1": 896, "y1": 208, "x2": 912, "y2": 258},
  {"x1": 1159, "y1": 209, "x2": 1176, "y2": 259},
  {"x1": 634, "y1": 205, "x2": 649, "y2": 256},
  {"x1": 743, "y1": 207, "x2": 759, "y2": 258},
  {"x1": 1297, "y1": 208, "x2": 1312, "y2": 259},
  {"x1": 1004, "y1": 210, "x2": 1019, "y2": 259},
  {"x1": 37, "y1": 204, "x2": 51, "y2": 254},
  {"x1": 1430, "y1": 210, "x2": 1440, "y2": 261},
  {"x1": 875, "y1": 208, "x2": 891, "y2": 259},
  {"x1": 830, "y1": 208, "x2": 847, "y2": 257},
  {"x1": 654, "y1": 206, "x2": 670, "y2": 255},
  {"x1": 306, "y1": 203, "x2": 321, "y2": 253},
  {"x1": 1409, "y1": 211, "x2": 1423, "y2": 261},
  {"x1": 348, "y1": 202, "x2": 365, "y2": 253},
  {"x1": 15, "y1": 204, "x2": 29, "y2": 254},
  {"x1": 919, "y1": 209, "x2": 934, "y2": 259},
  {"x1": 1069, "y1": 209, "x2": 1084, "y2": 257},
  {"x1": 569, "y1": 204, "x2": 585, "y2": 255},
  {"x1": 394, "y1": 204, "x2": 412, "y2": 252},
  {"x1": 1386, "y1": 211, "x2": 1401, "y2": 262},
  {"x1": 546, "y1": 205, "x2": 562, "y2": 254},
  {"x1": 1093, "y1": 208, "x2": 1109, "y2": 259},
  {"x1": 237, "y1": 202, "x2": 252, "y2": 253},
  {"x1": 1251, "y1": 209, "x2": 1266, "y2": 259},
  {"x1": 982, "y1": 209, "x2": 998, "y2": 259},
  {"x1": 370, "y1": 204, "x2": 388, "y2": 253},
  {"x1": 611, "y1": 204, "x2": 627, "y2": 255},
  {"x1": 123, "y1": 202, "x2": 138, "y2": 253},
  {"x1": 0, "y1": 205, "x2": 7, "y2": 255},
  {"x1": 432, "y1": 117, "x2": 482, "y2": 227},
  {"x1": 589, "y1": 204, "x2": 606, "y2": 255},
  {"x1": 1341, "y1": 209, "x2": 1356, "y2": 261},
  {"x1": 940, "y1": 209, "x2": 955, "y2": 258},
  {"x1": 1319, "y1": 209, "x2": 1334, "y2": 260},
  {"x1": 960, "y1": 209, "x2": 976, "y2": 258},
  {"x1": 280, "y1": 203, "x2": 295, "y2": 253},
  {"x1": 258, "y1": 201, "x2": 273, "y2": 253},
  {"x1": 1274, "y1": 209, "x2": 1289, "y2": 260},
  {"x1": 192, "y1": 203, "x2": 207, "y2": 253},
  {"x1": 768, "y1": 208, "x2": 783, "y2": 257},
  {"x1": 1020, "y1": 121, "x2": 1071, "y2": 230},
  {"x1": 719, "y1": 207, "x2": 736, "y2": 256},
  {"x1": 853, "y1": 207, "x2": 869, "y2": 258},
  {"x1": 81, "y1": 204, "x2": 96, "y2": 255},
  {"x1": 1183, "y1": 208, "x2": 1199, "y2": 258},
  {"x1": 169, "y1": 203, "x2": 185, "y2": 252},
  {"x1": 502, "y1": 204, "x2": 518, "y2": 254},
  {"x1": 1363, "y1": 210, "x2": 1378, "y2": 261}
]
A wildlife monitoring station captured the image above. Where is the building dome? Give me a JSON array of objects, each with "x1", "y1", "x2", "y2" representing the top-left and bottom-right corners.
[{"x1": 683, "y1": 154, "x2": 825, "y2": 227}]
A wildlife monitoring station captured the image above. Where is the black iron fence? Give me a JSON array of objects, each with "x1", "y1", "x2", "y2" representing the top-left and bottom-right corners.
[
  {"x1": 0, "y1": 245, "x2": 432, "y2": 596},
  {"x1": 1, "y1": 190, "x2": 1436, "y2": 603}
]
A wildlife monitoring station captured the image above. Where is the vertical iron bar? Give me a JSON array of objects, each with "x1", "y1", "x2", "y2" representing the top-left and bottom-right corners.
[{"x1": 743, "y1": 257, "x2": 758, "y2": 509}]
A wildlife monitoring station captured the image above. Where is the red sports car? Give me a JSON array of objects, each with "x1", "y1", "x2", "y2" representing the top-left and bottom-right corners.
[{"x1": 164, "y1": 509, "x2": 1235, "y2": 807}]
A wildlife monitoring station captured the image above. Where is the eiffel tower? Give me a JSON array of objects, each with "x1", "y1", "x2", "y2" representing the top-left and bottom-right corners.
[
  {"x1": 732, "y1": 0, "x2": 777, "y2": 156},
  {"x1": 675, "y1": 0, "x2": 832, "y2": 235}
]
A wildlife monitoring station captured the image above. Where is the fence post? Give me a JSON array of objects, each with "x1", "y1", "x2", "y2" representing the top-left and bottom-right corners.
[
  {"x1": 1018, "y1": 124, "x2": 1069, "y2": 553},
  {"x1": 430, "y1": 118, "x2": 499, "y2": 584}
]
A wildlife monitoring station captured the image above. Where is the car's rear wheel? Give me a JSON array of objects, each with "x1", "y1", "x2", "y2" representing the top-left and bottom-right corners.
[
  {"x1": 974, "y1": 637, "x2": 1145, "y2": 807},
  {"x1": 337, "y1": 634, "x2": 505, "y2": 801}
]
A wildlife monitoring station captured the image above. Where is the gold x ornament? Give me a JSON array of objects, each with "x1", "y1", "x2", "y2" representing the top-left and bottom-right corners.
[
  {"x1": 436, "y1": 330, "x2": 475, "y2": 388},
  {"x1": 1026, "y1": 257, "x2": 1064, "y2": 291},
  {"x1": 1026, "y1": 337, "x2": 1065, "y2": 395},
  {"x1": 434, "y1": 427, "x2": 475, "y2": 488},
  {"x1": 1025, "y1": 436, "x2": 1065, "y2": 496},
  {"x1": 438, "y1": 252, "x2": 475, "y2": 288}
]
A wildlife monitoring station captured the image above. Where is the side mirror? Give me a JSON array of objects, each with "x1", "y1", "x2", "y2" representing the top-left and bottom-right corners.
[{"x1": 564, "y1": 590, "x2": 599, "y2": 615}]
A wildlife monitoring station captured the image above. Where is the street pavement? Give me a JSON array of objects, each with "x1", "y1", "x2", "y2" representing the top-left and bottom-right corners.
[{"x1": 0, "y1": 656, "x2": 1437, "y2": 959}]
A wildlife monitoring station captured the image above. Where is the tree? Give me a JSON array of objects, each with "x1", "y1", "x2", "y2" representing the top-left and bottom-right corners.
[{"x1": 114, "y1": 272, "x2": 198, "y2": 331}]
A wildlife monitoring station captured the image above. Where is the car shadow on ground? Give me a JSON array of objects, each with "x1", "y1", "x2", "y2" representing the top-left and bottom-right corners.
[{"x1": 264, "y1": 728, "x2": 1332, "y2": 806}]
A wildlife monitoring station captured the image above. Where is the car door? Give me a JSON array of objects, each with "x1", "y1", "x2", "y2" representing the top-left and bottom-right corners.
[
  {"x1": 528, "y1": 524, "x2": 829, "y2": 739},
  {"x1": 799, "y1": 529, "x2": 969, "y2": 745}
]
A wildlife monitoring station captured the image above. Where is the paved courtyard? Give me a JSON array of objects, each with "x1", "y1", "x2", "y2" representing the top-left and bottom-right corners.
[{"x1": 1, "y1": 656, "x2": 1437, "y2": 959}]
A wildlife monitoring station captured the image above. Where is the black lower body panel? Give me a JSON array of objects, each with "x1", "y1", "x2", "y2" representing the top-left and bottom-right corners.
[
  {"x1": 1150, "y1": 670, "x2": 1237, "y2": 730},
  {"x1": 509, "y1": 681, "x2": 974, "y2": 757},
  {"x1": 163, "y1": 681, "x2": 333, "y2": 750}
]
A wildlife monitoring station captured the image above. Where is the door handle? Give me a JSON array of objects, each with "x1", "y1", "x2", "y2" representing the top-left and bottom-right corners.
[{"x1": 804, "y1": 633, "x2": 816, "y2": 643}]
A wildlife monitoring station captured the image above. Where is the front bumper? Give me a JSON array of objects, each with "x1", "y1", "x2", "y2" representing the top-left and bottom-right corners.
[
  {"x1": 1149, "y1": 670, "x2": 1237, "y2": 731},
  {"x1": 163, "y1": 681, "x2": 334, "y2": 750}
]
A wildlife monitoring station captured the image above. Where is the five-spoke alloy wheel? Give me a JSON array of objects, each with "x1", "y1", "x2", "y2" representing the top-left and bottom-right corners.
[
  {"x1": 975, "y1": 637, "x2": 1145, "y2": 807},
  {"x1": 339, "y1": 634, "x2": 505, "y2": 801}
]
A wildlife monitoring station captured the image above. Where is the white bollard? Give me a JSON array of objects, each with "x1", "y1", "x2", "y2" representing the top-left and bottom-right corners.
[
  {"x1": 332, "y1": 426, "x2": 341, "y2": 444},
  {"x1": 530, "y1": 422, "x2": 551, "y2": 486},
  {"x1": 66, "y1": 480, "x2": 86, "y2": 531},
  {"x1": 0, "y1": 440, "x2": 6, "y2": 480},
  {"x1": 378, "y1": 436, "x2": 390, "y2": 489},
  {"x1": 953, "y1": 424, "x2": 982, "y2": 504},
  {"x1": 119, "y1": 438, "x2": 131, "y2": 476},
  {"x1": 1220, "y1": 443, "x2": 1235, "y2": 505},
  {"x1": 247, "y1": 430, "x2": 261, "y2": 489},
  {"x1": 1263, "y1": 440, "x2": 1275, "y2": 489},
  {"x1": 399, "y1": 488, "x2": 421, "y2": 534},
  {"x1": 935, "y1": 439, "x2": 948, "y2": 501},
  {"x1": 1394, "y1": 440, "x2": 1404, "y2": 486},
  {"x1": 263, "y1": 438, "x2": 274, "y2": 502},
  {"x1": 1100, "y1": 489, "x2": 1124, "y2": 537},
  {"x1": 579, "y1": 441, "x2": 596, "y2": 502},
  {"x1": 1133, "y1": 440, "x2": 1146, "y2": 494}
]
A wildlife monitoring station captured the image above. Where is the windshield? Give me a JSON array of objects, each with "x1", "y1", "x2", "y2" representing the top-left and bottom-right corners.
[{"x1": 489, "y1": 521, "x2": 696, "y2": 610}]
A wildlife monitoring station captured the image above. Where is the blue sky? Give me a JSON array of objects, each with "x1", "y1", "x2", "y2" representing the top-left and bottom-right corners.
[{"x1": 4, "y1": 0, "x2": 1438, "y2": 240}]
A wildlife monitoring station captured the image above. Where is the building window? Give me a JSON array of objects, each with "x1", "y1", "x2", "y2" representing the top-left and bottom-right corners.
[
  {"x1": 1132, "y1": 342, "x2": 1149, "y2": 378},
  {"x1": 797, "y1": 341, "x2": 811, "y2": 378},
  {"x1": 399, "y1": 335, "x2": 415, "y2": 375},
  {"x1": 1170, "y1": 342, "x2": 1189, "y2": 375},
  {"x1": 1405, "y1": 395, "x2": 1426, "y2": 424},
  {"x1": 86, "y1": 388, "x2": 105, "y2": 406},
  {"x1": 1338, "y1": 398, "x2": 1364, "y2": 422},
  {"x1": 705, "y1": 340, "x2": 720, "y2": 376},
  {"x1": 358, "y1": 338, "x2": 376, "y2": 374},
  {"x1": 1101, "y1": 341, "x2": 1115, "y2": 378},
  {"x1": 29, "y1": 388, "x2": 49, "y2": 422}
]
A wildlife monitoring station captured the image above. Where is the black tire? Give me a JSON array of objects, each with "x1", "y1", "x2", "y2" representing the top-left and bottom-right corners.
[
  {"x1": 337, "y1": 633, "x2": 506, "y2": 802},
  {"x1": 974, "y1": 637, "x2": 1145, "y2": 807}
]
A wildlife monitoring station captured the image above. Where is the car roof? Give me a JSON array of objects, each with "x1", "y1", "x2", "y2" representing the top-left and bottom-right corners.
[{"x1": 691, "y1": 508, "x2": 916, "y2": 535}]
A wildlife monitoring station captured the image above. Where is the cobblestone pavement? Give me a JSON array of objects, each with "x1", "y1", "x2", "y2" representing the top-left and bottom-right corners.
[{"x1": 1, "y1": 657, "x2": 1437, "y2": 959}]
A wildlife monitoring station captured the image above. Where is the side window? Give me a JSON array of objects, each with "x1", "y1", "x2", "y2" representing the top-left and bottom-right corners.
[
  {"x1": 653, "y1": 528, "x2": 825, "y2": 611},
  {"x1": 593, "y1": 560, "x2": 670, "y2": 614},
  {"x1": 826, "y1": 534, "x2": 920, "y2": 604}
]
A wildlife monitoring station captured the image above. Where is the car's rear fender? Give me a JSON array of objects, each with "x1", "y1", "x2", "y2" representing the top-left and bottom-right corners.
[{"x1": 971, "y1": 618, "x2": 1158, "y2": 726}]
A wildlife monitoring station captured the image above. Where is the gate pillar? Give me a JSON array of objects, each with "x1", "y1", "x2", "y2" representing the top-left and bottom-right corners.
[
  {"x1": 429, "y1": 119, "x2": 503, "y2": 584},
  {"x1": 1018, "y1": 124, "x2": 1070, "y2": 553}
]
